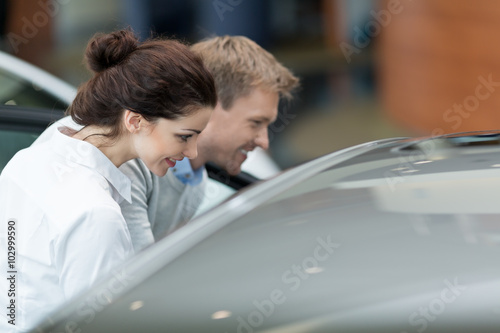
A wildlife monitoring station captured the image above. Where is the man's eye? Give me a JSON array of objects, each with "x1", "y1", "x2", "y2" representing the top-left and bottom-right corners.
[{"x1": 251, "y1": 120, "x2": 262, "y2": 127}]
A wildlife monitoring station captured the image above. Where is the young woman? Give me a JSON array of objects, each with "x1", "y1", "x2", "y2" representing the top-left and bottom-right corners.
[{"x1": 0, "y1": 29, "x2": 216, "y2": 332}]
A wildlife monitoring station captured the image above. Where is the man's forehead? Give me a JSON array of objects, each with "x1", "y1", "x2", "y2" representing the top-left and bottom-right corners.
[{"x1": 227, "y1": 88, "x2": 279, "y2": 120}]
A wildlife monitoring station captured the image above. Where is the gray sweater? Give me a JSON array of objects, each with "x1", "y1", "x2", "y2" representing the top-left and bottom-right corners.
[{"x1": 119, "y1": 158, "x2": 207, "y2": 253}]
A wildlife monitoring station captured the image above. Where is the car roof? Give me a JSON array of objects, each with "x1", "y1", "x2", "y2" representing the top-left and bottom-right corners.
[
  {"x1": 34, "y1": 131, "x2": 500, "y2": 332},
  {"x1": 0, "y1": 50, "x2": 76, "y2": 105}
]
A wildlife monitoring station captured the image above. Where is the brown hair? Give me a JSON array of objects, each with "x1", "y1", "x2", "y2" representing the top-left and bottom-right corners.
[
  {"x1": 67, "y1": 29, "x2": 217, "y2": 139},
  {"x1": 190, "y1": 35, "x2": 299, "y2": 110}
]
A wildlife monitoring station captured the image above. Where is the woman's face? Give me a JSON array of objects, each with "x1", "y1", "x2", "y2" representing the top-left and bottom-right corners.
[{"x1": 134, "y1": 107, "x2": 212, "y2": 177}]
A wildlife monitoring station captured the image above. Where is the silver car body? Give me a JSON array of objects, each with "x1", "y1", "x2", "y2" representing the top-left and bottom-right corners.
[{"x1": 32, "y1": 131, "x2": 500, "y2": 333}]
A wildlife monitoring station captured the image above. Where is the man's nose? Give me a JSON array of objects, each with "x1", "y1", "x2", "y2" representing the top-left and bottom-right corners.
[{"x1": 255, "y1": 127, "x2": 269, "y2": 150}]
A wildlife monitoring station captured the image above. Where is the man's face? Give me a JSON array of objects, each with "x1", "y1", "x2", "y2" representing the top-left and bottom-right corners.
[{"x1": 199, "y1": 87, "x2": 279, "y2": 175}]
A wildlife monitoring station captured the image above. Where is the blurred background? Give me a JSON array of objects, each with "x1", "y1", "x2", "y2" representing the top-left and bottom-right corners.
[{"x1": 2, "y1": 0, "x2": 500, "y2": 169}]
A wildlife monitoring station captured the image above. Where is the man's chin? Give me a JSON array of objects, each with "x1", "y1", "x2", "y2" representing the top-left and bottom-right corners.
[
  {"x1": 226, "y1": 167, "x2": 241, "y2": 176},
  {"x1": 224, "y1": 160, "x2": 242, "y2": 176}
]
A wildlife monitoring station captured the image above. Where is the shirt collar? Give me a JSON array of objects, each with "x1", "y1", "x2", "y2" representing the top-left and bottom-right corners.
[
  {"x1": 49, "y1": 126, "x2": 132, "y2": 204},
  {"x1": 170, "y1": 157, "x2": 204, "y2": 186}
]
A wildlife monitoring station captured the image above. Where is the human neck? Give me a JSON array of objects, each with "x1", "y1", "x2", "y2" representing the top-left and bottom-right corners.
[{"x1": 71, "y1": 125, "x2": 135, "y2": 168}]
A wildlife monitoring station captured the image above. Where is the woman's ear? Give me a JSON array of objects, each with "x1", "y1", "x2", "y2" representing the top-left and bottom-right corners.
[{"x1": 123, "y1": 109, "x2": 143, "y2": 134}]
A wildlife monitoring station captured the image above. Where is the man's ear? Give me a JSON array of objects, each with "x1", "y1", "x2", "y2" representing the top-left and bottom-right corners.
[{"x1": 123, "y1": 109, "x2": 143, "y2": 134}]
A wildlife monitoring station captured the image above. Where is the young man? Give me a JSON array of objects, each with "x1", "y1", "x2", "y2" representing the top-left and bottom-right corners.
[{"x1": 119, "y1": 35, "x2": 299, "y2": 252}]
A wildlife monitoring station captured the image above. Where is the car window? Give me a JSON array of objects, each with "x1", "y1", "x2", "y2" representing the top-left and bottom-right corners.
[
  {"x1": 0, "y1": 129, "x2": 39, "y2": 172},
  {"x1": 0, "y1": 68, "x2": 69, "y2": 109}
]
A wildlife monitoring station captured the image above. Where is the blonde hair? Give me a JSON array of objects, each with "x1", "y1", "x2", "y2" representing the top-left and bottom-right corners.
[{"x1": 191, "y1": 35, "x2": 299, "y2": 110}]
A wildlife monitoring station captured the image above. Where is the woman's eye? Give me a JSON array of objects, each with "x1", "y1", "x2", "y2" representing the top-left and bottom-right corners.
[{"x1": 179, "y1": 135, "x2": 192, "y2": 142}]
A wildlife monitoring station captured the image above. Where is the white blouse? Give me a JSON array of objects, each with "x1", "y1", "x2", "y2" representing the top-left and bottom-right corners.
[{"x1": 0, "y1": 126, "x2": 134, "y2": 332}]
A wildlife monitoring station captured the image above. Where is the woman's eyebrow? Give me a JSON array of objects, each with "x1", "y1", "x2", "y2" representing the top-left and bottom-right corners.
[{"x1": 182, "y1": 129, "x2": 202, "y2": 134}]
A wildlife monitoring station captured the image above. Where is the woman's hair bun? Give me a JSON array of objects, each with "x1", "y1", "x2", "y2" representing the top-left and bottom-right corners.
[{"x1": 85, "y1": 29, "x2": 139, "y2": 73}]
